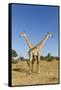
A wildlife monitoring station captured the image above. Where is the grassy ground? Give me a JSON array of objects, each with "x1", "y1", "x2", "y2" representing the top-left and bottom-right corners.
[{"x1": 12, "y1": 59, "x2": 59, "y2": 86}]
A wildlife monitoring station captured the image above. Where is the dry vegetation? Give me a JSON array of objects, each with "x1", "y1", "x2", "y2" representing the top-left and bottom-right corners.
[{"x1": 12, "y1": 59, "x2": 59, "y2": 86}]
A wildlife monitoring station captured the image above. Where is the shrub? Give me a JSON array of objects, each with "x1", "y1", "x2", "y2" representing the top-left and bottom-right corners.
[
  {"x1": 12, "y1": 60, "x2": 18, "y2": 64},
  {"x1": 47, "y1": 53, "x2": 53, "y2": 62}
]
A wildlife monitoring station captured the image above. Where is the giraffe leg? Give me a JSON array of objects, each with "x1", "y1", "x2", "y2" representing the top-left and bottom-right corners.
[
  {"x1": 32, "y1": 59, "x2": 34, "y2": 72},
  {"x1": 29, "y1": 53, "x2": 32, "y2": 74},
  {"x1": 29, "y1": 60, "x2": 32, "y2": 74},
  {"x1": 37, "y1": 53, "x2": 40, "y2": 73}
]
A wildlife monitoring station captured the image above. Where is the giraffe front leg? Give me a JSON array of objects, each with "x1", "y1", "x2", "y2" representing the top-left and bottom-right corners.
[
  {"x1": 37, "y1": 53, "x2": 40, "y2": 74},
  {"x1": 29, "y1": 60, "x2": 32, "y2": 74},
  {"x1": 29, "y1": 53, "x2": 32, "y2": 74},
  {"x1": 32, "y1": 59, "x2": 34, "y2": 72}
]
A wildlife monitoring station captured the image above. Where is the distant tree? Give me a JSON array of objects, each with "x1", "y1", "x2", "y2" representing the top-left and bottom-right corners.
[
  {"x1": 40, "y1": 56, "x2": 44, "y2": 60},
  {"x1": 47, "y1": 53, "x2": 52, "y2": 61},
  {"x1": 47, "y1": 53, "x2": 51, "y2": 57},
  {"x1": 55, "y1": 57, "x2": 59, "y2": 60},
  {"x1": 20, "y1": 57, "x2": 24, "y2": 61},
  {"x1": 12, "y1": 49, "x2": 18, "y2": 58}
]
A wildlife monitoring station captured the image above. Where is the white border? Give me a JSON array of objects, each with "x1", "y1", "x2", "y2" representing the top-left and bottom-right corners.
[{"x1": 0, "y1": 0, "x2": 61, "y2": 90}]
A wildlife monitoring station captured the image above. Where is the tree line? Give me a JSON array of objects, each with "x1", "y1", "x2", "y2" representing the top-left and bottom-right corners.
[{"x1": 12, "y1": 49, "x2": 59, "y2": 63}]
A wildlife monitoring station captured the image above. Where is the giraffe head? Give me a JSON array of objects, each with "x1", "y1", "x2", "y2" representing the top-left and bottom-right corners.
[
  {"x1": 20, "y1": 32, "x2": 27, "y2": 37},
  {"x1": 47, "y1": 32, "x2": 53, "y2": 37}
]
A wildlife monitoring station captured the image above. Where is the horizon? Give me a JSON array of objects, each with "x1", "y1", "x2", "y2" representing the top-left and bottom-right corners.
[
  {"x1": 12, "y1": 49, "x2": 59, "y2": 59},
  {"x1": 12, "y1": 4, "x2": 59, "y2": 58}
]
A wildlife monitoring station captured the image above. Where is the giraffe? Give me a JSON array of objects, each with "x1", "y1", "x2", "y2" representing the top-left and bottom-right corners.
[
  {"x1": 28, "y1": 32, "x2": 53, "y2": 74},
  {"x1": 20, "y1": 32, "x2": 34, "y2": 49},
  {"x1": 20, "y1": 32, "x2": 53, "y2": 74}
]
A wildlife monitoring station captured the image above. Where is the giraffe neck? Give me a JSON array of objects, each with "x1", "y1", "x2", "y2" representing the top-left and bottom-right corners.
[
  {"x1": 35, "y1": 34, "x2": 49, "y2": 49},
  {"x1": 23, "y1": 35, "x2": 33, "y2": 49}
]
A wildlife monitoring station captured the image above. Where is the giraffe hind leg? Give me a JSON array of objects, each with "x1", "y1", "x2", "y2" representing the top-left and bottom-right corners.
[
  {"x1": 37, "y1": 54, "x2": 40, "y2": 74},
  {"x1": 32, "y1": 59, "x2": 35, "y2": 72}
]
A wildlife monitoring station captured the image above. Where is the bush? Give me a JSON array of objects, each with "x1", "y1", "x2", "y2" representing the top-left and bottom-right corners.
[
  {"x1": 12, "y1": 60, "x2": 18, "y2": 64},
  {"x1": 12, "y1": 49, "x2": 18, "y2": 57},
  {"x1": 47, "y1": 57, "x2": 53, "y2": 61}
]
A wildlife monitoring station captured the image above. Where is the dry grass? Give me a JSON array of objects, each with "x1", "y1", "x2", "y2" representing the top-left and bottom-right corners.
[{"x1": 12, "y1": 59, "x2": 59, "y2": 86}]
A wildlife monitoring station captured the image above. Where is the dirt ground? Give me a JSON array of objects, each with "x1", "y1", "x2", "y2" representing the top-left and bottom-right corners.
[{"x1": 12, "y1": 59, "x2": 59, "y2": 86}]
